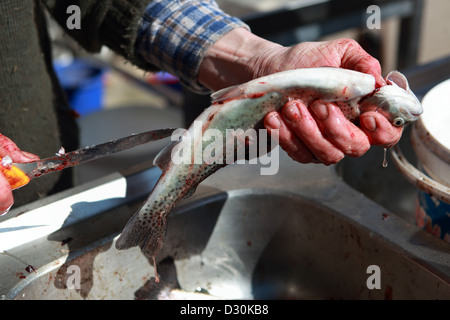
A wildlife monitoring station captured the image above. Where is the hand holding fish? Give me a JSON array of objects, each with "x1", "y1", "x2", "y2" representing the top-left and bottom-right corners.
[
  {"x1": 198, "y1": 28, "x2": 403, "y2": 165},
  {"x1": 116, "y1": 35, "x2": 422, "y2": 277},
  {"x1": 261, "y1": 39, "x2": 403, "y2": 165}
]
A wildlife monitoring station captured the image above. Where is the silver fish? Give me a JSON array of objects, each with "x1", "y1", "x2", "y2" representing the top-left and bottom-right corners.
[{"x1": 115, "y1": 67, "x2": 422, "y2": 279}]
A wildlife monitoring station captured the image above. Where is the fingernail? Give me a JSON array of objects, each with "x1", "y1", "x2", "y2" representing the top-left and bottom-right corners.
[
  {"x1": 361, "y1": 116, "x2": 377, "y2": 132},
  {"x1": 0, "y1": 205, "x2": 12, "y2": 216},
  {"x1": 21, "y1": 152, "x2": 39, "y2": 161},
  {"x1": 311, "y1": 103, "x2": 328, "y2": 120},
  {"x1": 284, "y1": 104, "x2": 300, "y2": 121},
  {"x1": 265, "y1": 113, "x2": 281, "y2": 129}
]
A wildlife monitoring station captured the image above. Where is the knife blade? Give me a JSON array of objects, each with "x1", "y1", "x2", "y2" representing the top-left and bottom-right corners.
[{"x1": 0, "y1": 128, "x2": 176, "y2": 190}]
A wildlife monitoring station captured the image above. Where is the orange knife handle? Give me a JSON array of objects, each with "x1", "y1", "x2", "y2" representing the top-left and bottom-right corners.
[{"x1": 0, "y1": 158, "x2": 31, "y2": 190}]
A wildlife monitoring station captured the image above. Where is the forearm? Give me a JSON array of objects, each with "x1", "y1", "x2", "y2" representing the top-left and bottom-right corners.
[
  {"x1": 136, "y1": 0, "x2": 249, "y2": 93},
  {"x1": 197, "y1": 28, "x2": 283, "y2": 91}
]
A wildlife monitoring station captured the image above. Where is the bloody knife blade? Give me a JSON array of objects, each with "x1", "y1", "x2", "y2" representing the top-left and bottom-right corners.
[{"x1": 1, "y1": 128, "x2": 176, "y2": 190}]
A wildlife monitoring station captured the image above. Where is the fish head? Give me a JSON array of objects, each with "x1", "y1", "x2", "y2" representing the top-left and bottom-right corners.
[{"x1": 361, "y1": 71, "x2": 423, "y2": 127}]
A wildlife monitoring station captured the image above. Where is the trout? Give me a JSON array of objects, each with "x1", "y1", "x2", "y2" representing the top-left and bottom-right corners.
[{"x1": 115, "y1": 67, "x2": 422, "y2": 280}]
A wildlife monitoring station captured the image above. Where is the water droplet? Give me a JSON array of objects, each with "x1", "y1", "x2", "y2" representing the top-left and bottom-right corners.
[{"x1": 382, "y1": 148, "x2": 388, "y2": 168}]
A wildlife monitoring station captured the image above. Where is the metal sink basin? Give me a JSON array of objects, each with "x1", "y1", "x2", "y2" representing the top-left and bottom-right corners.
[{"x1": 1, "y1": 150, "x2": 449, "y2": 300}]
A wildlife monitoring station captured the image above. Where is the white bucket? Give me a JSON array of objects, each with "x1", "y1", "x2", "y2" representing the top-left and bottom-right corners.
[{"x1": 391, "y1": 79, "x2": 450, "y2": 242}]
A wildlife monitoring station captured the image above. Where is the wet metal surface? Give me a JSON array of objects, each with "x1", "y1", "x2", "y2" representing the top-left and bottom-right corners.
[{"x1": 1, "y1": 151, "x2": 449, "y2": 299}]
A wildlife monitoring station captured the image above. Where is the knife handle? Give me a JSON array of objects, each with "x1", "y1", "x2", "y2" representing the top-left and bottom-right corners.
[{"x1": 0, "y1": 158, "x2": 30, "y2": 190}]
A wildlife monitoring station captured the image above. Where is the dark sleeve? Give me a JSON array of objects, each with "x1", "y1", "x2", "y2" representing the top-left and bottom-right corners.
[{"x1": 42, "y1": 0, "x2": 150, "y2": 63}]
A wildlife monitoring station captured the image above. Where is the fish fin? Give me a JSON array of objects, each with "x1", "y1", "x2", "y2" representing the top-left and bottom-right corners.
[
  {"x1": 153, "y1": 142, "x2": 177, "y2": 171},
  {"x1": 182, "y1": 184, "x2": 198, "y2": 199},
  {"x1": 386, "y1": 71, "x2": 411, "y2": 92},
  {"x1": 211, "y1": 84, "x2": 244, "y2": 103},
  {"x1": 115, "y1": 198, "x2": 171, "y2": 276}
]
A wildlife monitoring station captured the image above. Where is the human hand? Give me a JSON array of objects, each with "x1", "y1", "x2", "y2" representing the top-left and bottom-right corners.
[
  {"x1": 258, "y1": 39, "x2": 402, "y2": 165},
  {"x1": 198, "y1": 29, "x2": 402, "y2": 165},
  {"x1": 0, "y1": 134, "x2": 39, "y2": 215}
]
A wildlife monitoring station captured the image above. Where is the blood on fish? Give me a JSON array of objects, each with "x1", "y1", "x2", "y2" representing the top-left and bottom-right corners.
[{"x1": 249, "y1": 93, "x2": 265, "y2": 99}]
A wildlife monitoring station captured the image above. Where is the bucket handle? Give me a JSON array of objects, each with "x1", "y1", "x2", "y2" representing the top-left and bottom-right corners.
[{"x1": 390, "y1": 144, "x2": 450, "y2": 204}]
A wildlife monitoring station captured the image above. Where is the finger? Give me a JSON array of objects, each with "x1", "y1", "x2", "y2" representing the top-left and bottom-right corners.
[
  {"x1": 338, "y1": 39, "x2": 386, "y2": 87},
  {"x1": 0, "y1": 134, "x2": 39, "y2": 162},
  {"x1": 0, "y1": 173, "x2": 14, "y2": 215},
  {"x1": 359, "y1": 112, "x2": 403, "y2": 147},
  {"x1": 264, "y1": 111, "x2": 318, "y2": 164},
  {"x1": 310, "y1": 102, "x2": 370, "y2": 157},
  {"x1": 280, "y1": 100, "x2": 345, "y2": 165}
]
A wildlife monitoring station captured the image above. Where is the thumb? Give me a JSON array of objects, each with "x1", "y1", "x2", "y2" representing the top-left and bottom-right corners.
[
  {"x1": 0, "y1": 173, "x2": 14, "y2": 215},
  {"x1": 0, "y1": 134, "x2": 39, "y2": 163}
]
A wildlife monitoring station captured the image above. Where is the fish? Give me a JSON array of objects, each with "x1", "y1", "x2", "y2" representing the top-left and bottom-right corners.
[{"x1": 115, "y1": 67, "x2": 422, "y2": 280}]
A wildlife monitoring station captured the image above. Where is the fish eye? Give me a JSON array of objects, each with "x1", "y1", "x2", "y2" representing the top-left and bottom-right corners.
[{"x1": 393, "y1": 117, "x2": 405, "y2": 127}]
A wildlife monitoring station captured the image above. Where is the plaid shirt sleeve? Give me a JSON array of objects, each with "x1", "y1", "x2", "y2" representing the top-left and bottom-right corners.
[{"x1": 136, "y1": 0, "x2": 250, "y2": 93}]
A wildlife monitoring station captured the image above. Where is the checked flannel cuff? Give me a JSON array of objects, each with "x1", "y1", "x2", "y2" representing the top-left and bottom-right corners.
[{"x1": 136, "y1": 0, "x2": 250, "y2": 93}]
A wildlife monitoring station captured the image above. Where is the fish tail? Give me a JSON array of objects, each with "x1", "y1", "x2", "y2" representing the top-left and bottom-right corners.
[{"x1": 116, "y1": 198, "x2": 171, "y2": 281}]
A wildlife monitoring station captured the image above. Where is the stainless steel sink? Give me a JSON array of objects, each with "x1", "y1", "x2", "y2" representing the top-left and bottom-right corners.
[{"x1": 1, "y1": 150, "x2": 449, "y2": 300}]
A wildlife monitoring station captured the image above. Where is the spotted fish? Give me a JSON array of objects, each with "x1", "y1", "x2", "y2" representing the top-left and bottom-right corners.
[{"x1": 115, "y1": 67, "x2": 422, "y2": 280}]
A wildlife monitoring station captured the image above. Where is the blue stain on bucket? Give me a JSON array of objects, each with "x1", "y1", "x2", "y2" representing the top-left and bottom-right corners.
[
  {"x1": 414, "y1": 164, "x2": 450, "y2": 243},
  {"x1": 416, "y1": 190, "x2": 450, "y2": 243},
  {"x1": 54, "y1": 58, "x2": 106, "y2": 116}
]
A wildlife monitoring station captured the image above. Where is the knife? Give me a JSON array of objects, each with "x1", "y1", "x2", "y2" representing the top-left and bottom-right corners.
[{"x1": 0, "y1": 128, "x2": 176, "y2": 190}]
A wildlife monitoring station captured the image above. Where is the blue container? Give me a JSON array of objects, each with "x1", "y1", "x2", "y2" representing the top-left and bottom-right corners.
[
  {"x1": 416, "y1": 189, "x2": 450, "y2": 242},
  {"x1": 54, "y1": 59, "x2": 106, "y2": 116}
]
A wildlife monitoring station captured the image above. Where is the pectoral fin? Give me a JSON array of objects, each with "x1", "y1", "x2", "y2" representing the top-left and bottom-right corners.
[{"x1": 211, "y1": 84, "x2": 245, "y2": 103}]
